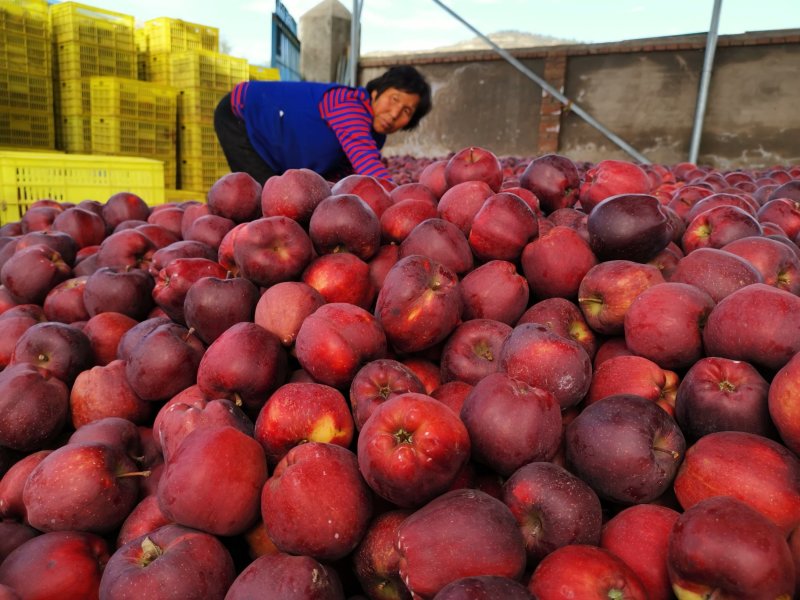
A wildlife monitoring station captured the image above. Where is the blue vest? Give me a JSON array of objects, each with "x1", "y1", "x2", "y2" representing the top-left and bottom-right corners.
[{"x1": 241, "y1": 81, "x2": 383, "y2": 177}]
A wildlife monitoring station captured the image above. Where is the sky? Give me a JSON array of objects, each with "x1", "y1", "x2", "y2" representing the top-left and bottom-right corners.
[{"x1": 52, "y1": 0, "x2": 800, "y2": 67}]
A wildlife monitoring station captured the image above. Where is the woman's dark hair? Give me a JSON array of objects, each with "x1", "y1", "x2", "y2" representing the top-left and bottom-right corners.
[{"x1": 366, "y1": 65, "x2": 432, "y2": 131}]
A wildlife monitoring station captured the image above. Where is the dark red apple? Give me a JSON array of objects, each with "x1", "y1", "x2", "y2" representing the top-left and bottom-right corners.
[
  {"x1": 587, "y1": 193, "x2": 672, "y2": 262},
  {"x1": 468, "y1": 192, "x2": 538, "y2": 261},
  {"x1": 437, "y1": 180, "x2": 494, "y2": 235},
  {"x1": 253, "y1": 280, "x2": 325, "y2": 347},
  {"x1": 206, "y1": 171, "x2": 261, "y2": 223},
  {"x1": 184, "y1": 274, "x2": 260, "y2": 345},
  {"x1": 521, "y1": 225, "x2": 598, "y2": 300},
  {"x1": 1, "y1": 243, "x2": 72, "y2": 304},
  {"x1": 519, "y1": 153, "x2": 580, "y2": 213},
  {"x1": 70, "y1": 359, "x2": 151, "y2": 429},
  {"x1": 42, "y1": 276, "x2": 89, "y2": 323},
  {"x1": 380, "y1": 198, "x2": 438, "y2": 243},
  {"x1": 517, "y1": 297, "x2": 598, "y2": 360},
  {"x1": 52, "y1": 206, "x2": 106, "y2": 248},
  {"x1": 418, "y1": 159, "x2": 448, "y2": 199},
  {"x1": 721, "y1": 234, "x2": 800, "y2": 294},
  {"x1": 435, "y1": 576, "x2": 533, "y2": 599},
  {"x1": 586, "y1": 354, "x2": 679, "y2": 416},
  {"x1": 95, "y1": 228, "x2": 156, "y2": 271},
  {"x1": 348, "y1": 358, "x2": 426, "y2": 430},
  {"x1": 309, "y1": 193, "x2": 381, "y2": 260},
  {"x1": 10, "y1": 320, "x2": 92, "y2": 384},
  {"x1": 669, "y1": 247, "x2": 762, "y2": 303},
  {"x1": 580, "y1": 159, "x2": 651, "y2": 213},
  {"x1": 769, "y1": 351, "x2": 800, "y2": 455},
  {"x1": 331, "y1": 173, "x2": 393, "y2": 218},
  {"x1": 440, "y1": 319, "x2": 512, "y2": 385},
  {"x1": 81, "y1": 312, "x2": 139, "y2": 366},
  {"x1": 399, "y1": 218, "x2": 473, "y2": 275},
  {"x1": 353, "y1": 509, "x2": 413, "y2": 600},
  {"x1": 460, "y1": 260, "x2": 529, "y2": 325},
  {"x1": 302, "y1": 252, "x2": 375, "y2": 308},
  {"x1": 233, "y1": 216, "x2": 314, "y2": 287},
  {"x1": 444, "y1": 146, "x2": 503, "y2": 192},
  {"x1": 225, "y1": 552, "x2": 344, "y2": 600}
]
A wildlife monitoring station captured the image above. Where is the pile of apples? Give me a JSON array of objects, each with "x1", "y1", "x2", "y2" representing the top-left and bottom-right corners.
[{"x1": 0, "y1": 146, "x2": 799, "y2": 599}]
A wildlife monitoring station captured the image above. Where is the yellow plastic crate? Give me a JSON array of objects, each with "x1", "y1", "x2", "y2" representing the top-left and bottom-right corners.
[
  {"x1": 90, "y1": 76, "x2": 177, "y2": 121},
  {"x1": 56, "y1": 114, "x2": 91, "y2": 152},
  {"x1": 249, "y1": 65, "x2": 280, "y2": 81},
  {"x1": 0, "y1": 70, "x2": 52, "y2": 112},
  {"x1": 179, "y1": 157, "x2": 228, "y2": 192},
  {"x1": 0, "y1": 151, "x2": 166, "y2": 223},
  {"x1": 49, "y1": 2, "x2": 135, "y2": 51},
  {"x1": 0, "y1": 29, "x2": 49, "y2": 75},
  {"x1": 53, "y1": 40, "x2": 136, "y2": 79},
  {"x1": 140, "y1": 17, "x2": 219, "y2": 53},
  {"x1": 55, "y1": 76, "x2": 91, "y2": 116},
  {"x1": 165, "y1": 187, "x2": 204, "y2": 203},
  {"x1": 91, "y1": 116, "x2": 175, "y2": 158},
  {"x1": 168, "y1": 50, "x2": 249, "y2": 91},
  {"x1": 1, "y1": 0, "x2": 48, "y2": 15},
  {"x1": 177, "y1": 87, "x2": 226, "y2": 123},
  {"x1": 0, "y1": 108, "x2": 54, "y2": 149},
  {"x1": 178, "y1": 122, "x2": 223, "y2": 159}
]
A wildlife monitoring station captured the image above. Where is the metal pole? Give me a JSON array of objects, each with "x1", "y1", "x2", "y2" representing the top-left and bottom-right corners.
[
  {"x1": 350, "y1": 0, "x2": 361, "y2": 86},
  {"x1": 431, "y1": 0, "x2": 650, "y2": 164},
  {"x1": 689, "y1": 0, "x2": 723, "y2": 164}
]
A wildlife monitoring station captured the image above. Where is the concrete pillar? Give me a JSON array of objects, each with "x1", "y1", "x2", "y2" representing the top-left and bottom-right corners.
[
  {"x1": 537, "y1": 51, "x2": 568, "y2": 155},
  {"x1": 298, "y1": 0, "x2": 352, "y2": 83}
]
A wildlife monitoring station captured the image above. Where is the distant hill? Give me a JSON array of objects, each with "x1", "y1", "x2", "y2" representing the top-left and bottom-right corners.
[{"x1": 363, "y1": 30, "x2": 578, "y2": 57}]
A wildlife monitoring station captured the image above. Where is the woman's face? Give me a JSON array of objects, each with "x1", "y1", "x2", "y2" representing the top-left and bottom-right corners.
[{"x1": 370, "y1": 87, "x2": 420, "y2": 135}]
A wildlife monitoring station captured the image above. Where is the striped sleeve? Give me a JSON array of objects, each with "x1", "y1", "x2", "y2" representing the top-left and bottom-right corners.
[
  {"x1": 319, "y1": 87, "x2": 392, "y2": 181},
  {"x1": 231, "y1": 81, "x2": 249, "y2": 118}
]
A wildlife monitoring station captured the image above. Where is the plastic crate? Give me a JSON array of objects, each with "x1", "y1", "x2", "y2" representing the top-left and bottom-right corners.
[
  {"x1": 165, "y1": 187, "x2": 204, "y2": 203},
  {"x1": 168, "y1": 50, "x2": 249, "y2": 91},
  {"x1": 0, "y1": 108, "x2": 54, "y2": 149},
  {"x1": 49, "y1": 2, "x2": 135, "y2": 51},
  {"x1": 178, "y1": 122, "x2": 223, "y2": 160},
  {"x1": 90, "y1": 76, "x2": 177, "y2": 121},
  {"x1": 0, "y1": 70, "x2": 52, "y2": 112},
  {"x1": 179, "y1": 156, "x2": 228, "y2": 192},
  {"x1": 0, "y1": 151, "x2": 166, "y2": 223},
  {"x1": 55, "y1": 76, "x2": 91, "y2": 116},
  {"x1": 177, "y1": 87, "x2": 225, "y2": 123},
  {"x1": 91, "y1": 116, "x2": 176, "y2": 158},
  {"x1": 1, "y1": 0, "x2": 48, "y2": 15},
  {"x1": 141, "y1": 17, "x2": 219, "y2": 53},
  {"x1": 56, "y1": 114, "x2": 91, "y2": 152},
  {"x1": 53, "y1": 40, "x2": 136, "y2": 79},
  {"x1": 0, "y1": 28, "x2": 49, "y2": 75},
  {"x1": 249, "y1": 65, "x2": 280, "y2": 81}
]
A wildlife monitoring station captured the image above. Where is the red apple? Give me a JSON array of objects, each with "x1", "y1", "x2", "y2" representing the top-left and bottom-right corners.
[
  {"x1": 668, "y1": 496, "x2": 795, "y2": 599},
  {"x1": 357, "y1": 392, "x2": 470, "y2": 507},
  {"x1": 769, "y1": 351, "x2": 800, "y2": 455},
  {"x1": 83, "y1": 266, "x2": 155, "y2": 320},
  {"x1": 440, "y1": 319, "x2": 512, "y2": 385},
  {"x1": 721, "y1": 234, "x2": 800, "y2": 294},
  {"x1": 399, "y1": 218, "x2": 473, "y2": 275},
  {"x1": 52, "y1": 206, "x2": 106, "y2": 248},
  {"x1": 261, "y1": 167, "x2": 331, "y2": 224},
  {"x1": 225, "y1": 552, "x2": 344, "y2": 600},
  {"x1": 517, "y1": 297, "x2": 598, "y2": 360},
  {"x1": 566, "y1": 394, "x2": 685, "y2": 504},
  {"x1": 681, "y1": 204, "x2": 763, "y2": 253},
  {"x1": 444, "y1": 146, "x2": 503, "y2": 192},
  {"x1": 673, "y1": 430, "x2": 800, "y2": 535},
  {"x1": 521, "y1": 225, "x2": 598, "y2": 300},
  {"x1": 331, "y1": 173, "x2": 393, "y2": 218},
  {"x1": 309, "y1": 193, "x2": 381, "y2": 260},
  {"x1": 116, "y1": 495, "x2": 172, "y2": 548},
  {"x1": 261, "y1": 442, "x2": 372, "y2": 561},
  {"x1": 460, "y1": 260, "x2": 529, "y2": 325},
  {"x1": 435, "y1": 576, "x2": 533, "y2": 599},
  {"x1": 253, "y1": 280, "x2": 326, "y2": 347},
  {"x1": 10, "y1": 320, "x2": 92, "y2": 385},
  {"x1": 353, "y1": 509, "x2": 413, "y2": 600},
  {"x1": 579, "y1": 159, "x2": 651, "y2": 212},
  {"x1": 95, "y1": 228, "x2": 156, "y2": 271},
  {"x1": 587, "y1": 193, "x2": 672, "y2": 262},
  {"x1": 418, "y1": 159, "x2": 448, "y2": 199},
  {"x1": 669, "y1": 246, "x2": 762, "y2": 303},
  {"x1": 437, "y1": 180, "x2": 494, "y2": 235},
  {"x1": 348, "y1": 358, "x2": 426, "y2": 430},
  {"x1": 233, "y1": 216, "x2": 314, "y2": 288},
  {"x1": 528, "y1": 544, "x2": 648, "y2": 600},
  {"x1": 302, "y1": 251, "x2": 375, "y2": 308},
  {"x1": 519, "y1": 153, "x2": 580, "y2": 213},
  {"x1": 183, "y1": 274, "x2": 260, "y2": 345},
  {"x1": 70, "y1": 359, "x2": 151, "y2": 429},
  {"x1": 380, "y1": 198, "x2": 438, "y2": 243},
  {"x1": 206, "y1": 171, "x2": 261, "y2": 223},
  {"x1": 1, "y1": 243, "x2": 72, "y2": 304},
  {"x1": 468, "y1": 192, "x2": 538, "y2": 261},
  {"x1": 586, "y1": 354, "x2": 679, "y2": 416}
]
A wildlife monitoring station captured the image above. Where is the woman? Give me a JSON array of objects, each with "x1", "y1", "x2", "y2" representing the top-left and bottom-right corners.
[{"x1": 214, "y1": 65, "x2": 432, "y2": 184}]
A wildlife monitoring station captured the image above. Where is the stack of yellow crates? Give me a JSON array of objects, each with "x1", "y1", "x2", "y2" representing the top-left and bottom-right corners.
[
  {"x1": 49, "y1": 2, "x2": 178, "y2": 188},
  {"x1": 0, "y1": 0, "x2": 54, "y2": 149},
  {"x1": 137, "y1": 17, "x2": 248, "y2": 192}
]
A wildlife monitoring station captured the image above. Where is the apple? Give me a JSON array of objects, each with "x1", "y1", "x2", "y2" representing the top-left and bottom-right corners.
[
  {"x1": 703, "y1": 283, "x2": 800, "y2": 372},
  {"x1": 83, "y1": 266, "x2": 155, "y2": 320},
  {"x1": 157, "y1": 426, "x2": 267, "y2": 536},
  {"x1": 444, "y1": 146, "x2": 503, "y2": 192},
  {"x1": 302, "y1": 252, "x2": 376, "y2": 309},
  {"x1": 116, "y1": 495, "x2": 172, "y2": 548},
  {"x1": 70, "y1": 359, "x2": 152, "y2": 429},
  {"x1": 396, "y1": 488, "x2": 527, "y2": 598},
  {"x1": 468, "y1": 192, "x2": 538, "y2": 261},
  {"x1": 1, "y1": 243, "x2": 72, "y2": 304},
  {"x1": 149, "y1": 240, "x2": 217, "y2": 277},
  {"x1": 668, "y1": 496, "x2": 795, "y2": 599},
  {"x1": 418, "y1": 159, "x2": 448, "y2": 199},
  {"x1": 261, "y1": 442, "x2": 372, "y2": 561},
  {"x1": 623, "y1": 281, "x2": 716, "y2": 371},
  {"x1": 68, "y1": 416, "x2": 142, "y2": 458},
  {"x1": 225, "y1": 552, "x2": 345, "y2": 600},
  {"x1": 0, "y1": 521, "x2": 38, "y2": 564},
  {"x1": 517, "y1": 297, "x2": 598, "y2": 360},
  {"x1": 52, "y1": 206, "x2": 106, "y2": 248},
  {"x1": 586, "y1": 354, "x2": 679, "y2": 416},
  {"x1": 153, "y1": 395, "x2": 253, "y2": 463},
  {"x1": 435, "y1": 576, "x2": 533, "y2": 599},
  {"x1": 10, "y1": 320, "x2": 92, "y2": 385},
  {"x1": 600, "y1": 504, "x2": 680, "y2": 600},
  {"x1": 721, "y1": 234, "x2": 800, "y2": 294},
  {"x1": 16, "y1": 230, "x2": 78, "y2": 265},
  {"x1": 399, "y1": 218, "x2": 474, "y2": 275},
  {"x1": 669, "y1": 247, "x2": 762, "y2": 303},
  {"x1": 99, "y1": 524, "x2": 235, "y2": 600},
  {"x1": 528, "y1": 544, "x2": 648, "y2": 600},
  {"x1": 675, "y1": 356, "x2": 772, "y2": 441},
  {"x1": 152, "y1": 257, "x2": 228, "y2": 324},
  {"x1": 357, "y1": 392, "x2": 470, "y2": 508},
  {"x1": 375, "y1": 255, "x2": 462, "y2": 355},
  {"x1": 389, "y1": 182, "x2": 438, "y2": 207},
  {"x1": 181, "y1": 214, "x2": 235, "y2": 250},
  {"x1": 353, "y1": 510, "x2": 413, "y2": 599},
  {"x1": 380, "y1": 198, "x2": 438, "y2": 243},
  {"x1": 0, "y1": 531, "x2": 110, "y2": 600},
  {"x1": 0, "y1": 313, "x2": 41, "y2": 370},
  {"x1": 0, "y1": 449, "x2": 51, "y2": 522},
  {"x1": 23, "y1": 441, "x2": 143, "y2": 534},
  {"x1": 769, "y1": 351, "x2": 800, "y2": 454},
  {"x1": 124, "y1": 321, "x2": 206, "y2": 402},
  {"x1": 668, "y1": 185, "x2": 713, "y2": 220},
  {"x1": 183, "y1": 275, "x2": 260, "y2": 345},
  {"x1": 460, "y1": 372, "x2": 561, "y2": 476},
  {"x1": 757, "y1": 197, "x2": 800, "y2": 239},
  {"x1": 683, "y1": 191, "x2": 758, "y2": 222},
  {"x1": 577, "y1": 259, "x2": 665, "y2": 336},
  {"x1": 115, "y1": 315, "x2": 171, "y2": 362},
  {"x1": 566, "y1": 394, "x2": 686, "y2": 504},
  {"x1": 206, "y1": 171, "x2": 261, "y2": 223},
  {"x1": 254, "y1": 381, "x2": 354, "y2": 466},
  {"x1": 0, "y1": 363, "x2": 69, "y2": 452},
  {"x1": 179, "y1": 202, "x2": 211, "y2": 240},
  {"x1": 520, "y1": 225, "x2": 598, "y2": 300},
  {"x1": 95, "y1": 228, "x2": 156, "y2": 271},
  {"x1": 587, "y1": 194, "x2": 672, "y2": 262},
  {"x1": 437, "y1": 180, "x2": 494, "y2": 235},
  {"x1": 295, "y1": 302, "x2": 387, "y2": 389},
  {"x1": 401, "y1": 357, "x2": 441, "y2": 394},
  {"x1": 348, "y1": 358, "x2": 426, "y2": 430},
  {"x1": 673, "y1": 430, "x2": 800, "y2": 535},
  {"x1": 253, "y1": 281, "x2": 326, "y2": 347},
  {"x1": 135, "y1": 223, "x2": 180, "y2": 250},
  {"x1": 460, "y1": 260, "x2": 529, "y2": 325},
  {"x1": 261, "y1": 167, "x2": 331, "y2": 224},
  {"x1": 309, "y1": 193, "x2": 381, "y2": 260},
  {"x1": 42, "y1": 276, "x2": 89, "y2": 323},
  {"x1": 146, "y1": 206, "x2": 184, "y2": 238},
  {"x1": 519, "y1": 153, "x2": 580, "y2": 213},
  {"x1": 681, "y1": 204, "x2": 763, "y2": 253},
  {"x1": 440, "y1": 319, "x2": 512, "y2": 385},
  {"x1": 500, "y1": 322, "x2": 592, "y2": 410},
  {"x1": 331, "y1": 173, "x2": 393, "y2": 218},
  {"x1": 101, "y1": 191, "x2": 150, "y2": 231},
  {"x1": 233, "y1": 216, "x2": 314, "y2": 288}
]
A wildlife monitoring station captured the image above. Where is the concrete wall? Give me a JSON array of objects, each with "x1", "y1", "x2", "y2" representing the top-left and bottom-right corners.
[
  {"x1": 299, "y1": 0, "x2": 351, "y2": 82},
  {"x1": 359, "y1": 30, "x2": 800, "y2": 169}
]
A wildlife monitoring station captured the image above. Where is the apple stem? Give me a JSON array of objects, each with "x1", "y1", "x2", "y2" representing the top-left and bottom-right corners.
[
  {"x1": 139, "y1": 537, "x2": 163, "y2": 566},
  {"x1": 233, "y1": 393, "x2": 243, "y2": 407},
  {"x1": 184, "y1": 327, "x2": 196, "y2": 341},
  {"x1": 653, "y1": 446, "x2": 680, "y2": 460},
  {"x1": 118, "y1": 470, "x2": 152, "y2": 479}
]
